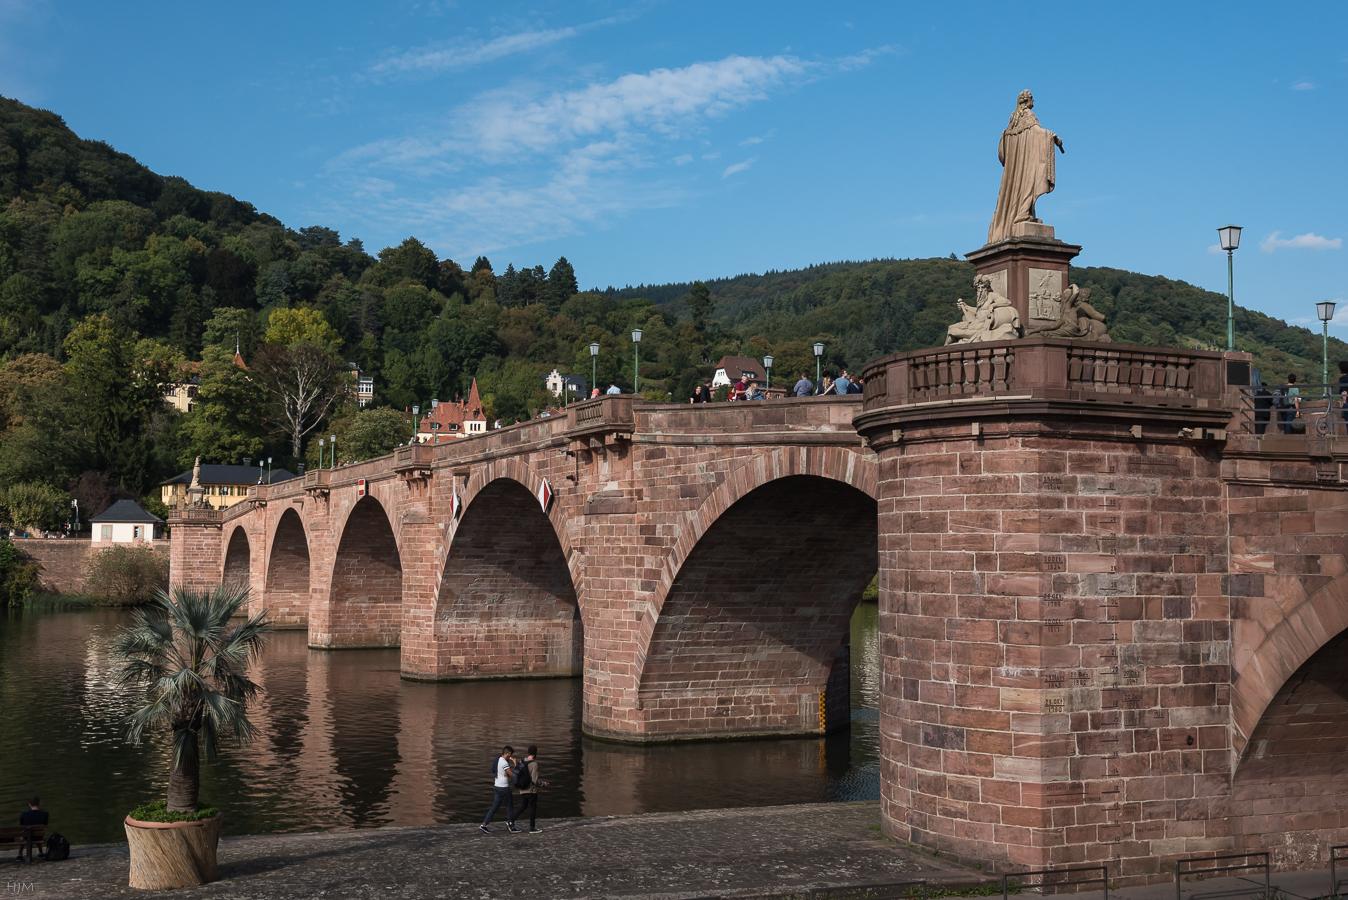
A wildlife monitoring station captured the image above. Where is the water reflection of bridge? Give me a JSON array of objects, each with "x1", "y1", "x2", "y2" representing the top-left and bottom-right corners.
[{"x1": 172, "y1": 338, "x2": 1348, "y2": 883}]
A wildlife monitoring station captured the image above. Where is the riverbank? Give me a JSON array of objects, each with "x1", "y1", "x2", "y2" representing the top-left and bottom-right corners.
[{"x1": 12, "y1": 801, "x2": 976, "y2": 899}]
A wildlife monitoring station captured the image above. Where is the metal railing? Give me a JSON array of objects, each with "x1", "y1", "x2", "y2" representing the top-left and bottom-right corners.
[
  {"x1": 1003, "y1": 866, "x2": 1107, "y2": 900},
  {"x1": 1175, "y1": 852, "x2": 1268, "y2": 900},
  {"x1": 1234, "y1": 384, "x2": 1346, "y2": 436},
  {"x1": 1331, "y1": 844, "x2": 1348, "y2": 899}
]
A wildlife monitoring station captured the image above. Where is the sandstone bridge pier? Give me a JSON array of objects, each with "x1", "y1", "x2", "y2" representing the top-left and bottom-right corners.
[{"x1": 171, "y1": 337, "x2": 1348, "y2": 883}]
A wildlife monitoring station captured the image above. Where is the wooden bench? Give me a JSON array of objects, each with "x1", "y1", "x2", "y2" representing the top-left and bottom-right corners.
[{"x1": 0, "y1": 825, "x2": 44, "y2": 863}]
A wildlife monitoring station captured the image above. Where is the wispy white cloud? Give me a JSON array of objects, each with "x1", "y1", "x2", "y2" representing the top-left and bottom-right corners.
[
  {"x1": 1291, "y1": 80, "x2": 1317, "y2": 91},
  {"x1": 739, "y1": 136, "x2": 763, "y2": 146},
  {"x1": 369, "y1": 15, "x2": 629, "y2": 78},
  {"x1": 838, "y1": 45, "x2": 903, "y2": 71},
  {"x1": 722, "y1": 157, "x2": 757, "y2": 178},
  {"x1": 325, "y1": 48, "x2": 893, "y2": 253},
  {"x1": 457, "y1": 54, "x2": 809, "y2": 158},
  {"x1": 1261, "y1": 231, "x2": 1342, "y2": 252},
  {"x1": 371, "y1": 26, "x2": 581, "y2": 76}
]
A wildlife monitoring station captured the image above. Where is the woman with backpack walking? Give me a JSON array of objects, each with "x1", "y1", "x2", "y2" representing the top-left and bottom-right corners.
[{"x1": 510, "y1": 745, "x2": 548, "y2": 834}]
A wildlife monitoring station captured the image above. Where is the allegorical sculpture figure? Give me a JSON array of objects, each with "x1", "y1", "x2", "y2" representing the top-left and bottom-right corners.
[
  {"x1": 945, "y1": 274, "x2": 1022, "y2": 344},
  {"x1": 1029, "y1": 285, "x2": 1111, "y2": 342},
  {"x1": 987, "y1": 90, "x2": 1065, "y2": 244}
]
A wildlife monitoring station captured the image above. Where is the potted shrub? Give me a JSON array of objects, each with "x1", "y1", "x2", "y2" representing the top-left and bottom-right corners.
[{"x1": 113, "y1": 583, "x2": 270, "y2": 889}]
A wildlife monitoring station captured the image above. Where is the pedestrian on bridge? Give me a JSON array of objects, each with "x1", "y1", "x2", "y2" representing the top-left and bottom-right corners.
[
  {"x1": 794, "y1": 372, "x2": 814, "y2": 397},
  {"x1": 1338, "y1": 361, "x2": 1348, "y2": 435},
  {"x1": 480, "y1": 746, "x2": 521, "y2": 834},
  {"x1": 512, "y1": 745, "x2": 548, "y2": 834}
]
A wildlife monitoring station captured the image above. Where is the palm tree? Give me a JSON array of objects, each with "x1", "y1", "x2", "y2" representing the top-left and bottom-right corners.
[{"x1": 113, "y1": 584, "x2": 271, "y2": 813}]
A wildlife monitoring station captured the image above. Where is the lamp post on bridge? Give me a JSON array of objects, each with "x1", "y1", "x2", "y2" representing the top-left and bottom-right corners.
[
  {"x1": 330, "y1": 434, "x2": 336, "y2": 469},
  {"x1": 764, "y1": 355, "x2": 773, "y2": 391},
  {"x1": 590, "y1": 342, "x2": 599, "y2": 398},
  {"x1": 412, "y1": 405, "x2": 420, "y2": 439},
  {"x1": 632, "y1": 329, "x2": 642, "y2": 394},
  {"x1": 318, "y1": 437, "x2": 325, "y2": 469},
  {"x1": 1318, "y1": 301, "x2": 1337, "y2": 396},
  {"x1": 1218, "y1": 225, "x2": 1242, "y2": 351},
  {"x1": 813, "y1": 342, "x2": 824, "y2": 394}
]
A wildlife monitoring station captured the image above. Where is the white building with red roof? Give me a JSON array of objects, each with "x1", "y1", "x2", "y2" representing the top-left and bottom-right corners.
[{"x1": 415, "y1": 380, "x2": 490, "y2": 443}]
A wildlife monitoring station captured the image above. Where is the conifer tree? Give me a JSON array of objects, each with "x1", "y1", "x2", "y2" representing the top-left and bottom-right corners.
[{"x1": 544, "y1": 257, "x2": 577, "y2": 312}]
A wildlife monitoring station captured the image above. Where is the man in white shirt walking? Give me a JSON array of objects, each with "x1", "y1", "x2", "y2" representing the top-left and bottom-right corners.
[{"x1": 480, "y1": 746, "x2": 521, "y2": 834}]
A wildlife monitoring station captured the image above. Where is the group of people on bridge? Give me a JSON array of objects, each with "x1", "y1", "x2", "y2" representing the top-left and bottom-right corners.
[{"x1": 686, "y1": 370, "x2": 863, "y2": 403}]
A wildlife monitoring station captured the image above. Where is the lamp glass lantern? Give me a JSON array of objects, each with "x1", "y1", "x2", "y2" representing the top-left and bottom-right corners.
[
  {"x1": 589, "y1": 342, "x2": 600, "y2": 396},
  {"x1": 631, "y1": 329, "x2": 643, "y2": 393},
  {"x1": 1217, "y1": 225, "x2": 1242, "y2": 252},
  {"x1": 1319, "y1": 301, "x2": 1337, "y2": 390}
]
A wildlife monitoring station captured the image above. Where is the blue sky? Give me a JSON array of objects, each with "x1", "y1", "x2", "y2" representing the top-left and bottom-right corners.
[{"x1": 1, "y1": 1, "x2": 1345, "y2": 333}]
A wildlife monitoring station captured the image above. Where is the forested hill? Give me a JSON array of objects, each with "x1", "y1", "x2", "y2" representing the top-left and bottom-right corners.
[{"x1": 0, "y1": 92, "x2": 1339, "y2": 528}]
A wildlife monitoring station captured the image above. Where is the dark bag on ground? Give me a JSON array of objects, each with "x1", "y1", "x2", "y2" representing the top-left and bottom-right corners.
[
  {"x1": 45, "y1": 833, "x2": 70, "y2": 861},
  {"x1": 514, "y1": 760, "x2": 533, "y2": 790}
]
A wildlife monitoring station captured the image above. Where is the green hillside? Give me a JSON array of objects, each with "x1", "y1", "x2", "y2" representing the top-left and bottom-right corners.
[{"x1": 0, "y1": 93, "x2": 1336, "y2": 522}]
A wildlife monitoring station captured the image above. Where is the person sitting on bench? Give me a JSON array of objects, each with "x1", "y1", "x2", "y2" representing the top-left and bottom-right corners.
[{"x1": 17, "y1": 797, "x2": 47, "y2": 860}]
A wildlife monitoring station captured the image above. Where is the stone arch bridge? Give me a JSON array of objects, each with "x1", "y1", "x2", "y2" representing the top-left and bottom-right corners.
[{"x1": 172, "y1": 339, "x2": 1348, "y2": 883}]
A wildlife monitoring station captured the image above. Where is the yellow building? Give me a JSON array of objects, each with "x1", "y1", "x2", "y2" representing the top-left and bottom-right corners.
[{"x1": 159, "y1": 462, "x2": 298, "y2": 511}]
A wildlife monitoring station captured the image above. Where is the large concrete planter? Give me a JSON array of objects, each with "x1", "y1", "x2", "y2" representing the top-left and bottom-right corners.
[{"x1": 123, "y1": 812, "x2": 223, "y2": 889}]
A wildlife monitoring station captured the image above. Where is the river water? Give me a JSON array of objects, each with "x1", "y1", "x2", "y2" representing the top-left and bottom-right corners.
[{"x1": 0, "y1": 604, "x2": 879, "y2": 845}]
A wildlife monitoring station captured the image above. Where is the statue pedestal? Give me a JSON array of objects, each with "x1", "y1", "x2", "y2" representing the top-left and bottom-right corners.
[{"x1": 965, "y1": 235, "x2": 1081, "y2": 330}]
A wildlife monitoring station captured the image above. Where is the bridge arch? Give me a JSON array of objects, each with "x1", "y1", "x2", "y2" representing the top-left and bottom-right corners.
[
  {"x1": 1231, "y1": 620, "x2": 1348, "y2": 866},
  {"x1": 458, "y1": 458, "x2": 579, "y2": 590},
  {"x1": 323, "y1": 494, "x2": 403, "y2": 648},
  {"x1": 632, "y1": 448, "x2": 878, "y2": 739},
  {"x1": 1231, "y1": 574, "x2": 1348, "y2": 760},
  {"x1": 433, "y1": 476, "x2": 581, "y2": 678},
  {"x1": 265, "y1": 507, "x2": 311, "y2": 628},
  {"x1": 222, "y1": 525, "x2": 250, "y2": 589}
]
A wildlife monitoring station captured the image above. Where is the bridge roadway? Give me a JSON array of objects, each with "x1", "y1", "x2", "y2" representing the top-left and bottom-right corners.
[{"x1": 170, "y1": 338, "x2": 1348, "y2": 885}]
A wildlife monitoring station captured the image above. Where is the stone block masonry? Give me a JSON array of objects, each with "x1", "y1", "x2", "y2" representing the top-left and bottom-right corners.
[{"x1": 13, "y1": 538, "x2": 94, "y2": 594}]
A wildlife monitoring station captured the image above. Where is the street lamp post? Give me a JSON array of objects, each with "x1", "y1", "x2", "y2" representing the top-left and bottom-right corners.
[
  {"x1": 1318, "y1": 301, "x2": 1337, "y2": 391},
  {"x1": 1218, "y1": 225, "x2": 1242, "y2": 351},
  {"x1": 71, "y1": 498, "x2": 78, "y2": 533},
  {"x1": 813, "y1": 342, "x2": 824, "y2": 394},
  {"x1": 267, "y1": 457, "x2": 273, "y2": 484},
  {"x1": 330, "y1": 435, "x2": 336, "y2": 469},
  {"x1": 412, "y1": 405, "x2": 420, "y2": 439},
  {"x1": 632, "y1": 329, "x2": 643, "y2": 394},
  {"x1": 319, "y1": 438, "x2": 325, "y2": 469},
  {"x1": 764, "y1": 355, "x2": 774, "y2": 391},
  {"x1": 590, "y1": 342, "x2": 599, "y2": 397}
]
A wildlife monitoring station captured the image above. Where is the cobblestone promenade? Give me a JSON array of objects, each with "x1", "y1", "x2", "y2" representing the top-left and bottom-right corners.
[{"x1": 12, "y1": 802, "x2": 975, "y2": 899}]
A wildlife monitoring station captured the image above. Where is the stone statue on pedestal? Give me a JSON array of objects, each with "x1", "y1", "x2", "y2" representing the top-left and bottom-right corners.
[
  {"x1": 187, "y1": 456, "x2": 206, "y2": 508},
  {"x1": 988, "y1": 90, "x2": 1065, "y2": 244},
  {"x1": 945, "y1": 274, "x2": 1022, "y2": 345}
]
